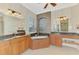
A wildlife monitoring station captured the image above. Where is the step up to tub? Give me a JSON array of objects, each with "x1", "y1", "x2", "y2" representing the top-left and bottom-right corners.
[{"x1": 62, "y1": 38, "x2": 79, "y2": 50}]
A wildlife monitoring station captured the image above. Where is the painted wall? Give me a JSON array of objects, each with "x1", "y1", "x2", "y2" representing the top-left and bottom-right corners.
[
  {"x1": 71, "y1": 4, "x2": 79, "y2": 33},
  {"x1": 24, "y1": 10, "x2": 37, "y2": 35}
]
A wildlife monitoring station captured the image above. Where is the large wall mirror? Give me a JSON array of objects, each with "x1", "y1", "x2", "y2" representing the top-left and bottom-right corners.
[
  {"x1": 0, "y1": 14, "x2": 25, "y2": 36},
  {"x1": 28, "y1": 16, "x2": 35, "y2": 33},
  {"x1": 0, "y1": 16, "x2": 4, "y2": 35},
  {"x1": 59, "y1": 16, "x2": 69, "y2": 32}
]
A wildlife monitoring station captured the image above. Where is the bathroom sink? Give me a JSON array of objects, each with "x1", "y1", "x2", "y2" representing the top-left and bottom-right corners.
[{"x1": 31, "y1": 36, "x2": 48, "y2": 39}]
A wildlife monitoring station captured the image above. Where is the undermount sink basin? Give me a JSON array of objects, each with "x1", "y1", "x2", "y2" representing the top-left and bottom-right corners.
[{"x1": 31, "y1": 36, "x2": 48, "y2": 39}]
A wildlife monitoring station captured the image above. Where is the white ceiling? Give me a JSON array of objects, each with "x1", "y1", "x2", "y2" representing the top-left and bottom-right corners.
[{"x1": 22, "y1": 3, "x2": 78, "y2": 14}]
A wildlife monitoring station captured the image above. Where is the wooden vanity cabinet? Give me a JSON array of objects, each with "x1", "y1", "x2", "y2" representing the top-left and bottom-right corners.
[
  {"x1": 0, "y1": 41, "x2": 11, "y2": 55},
  {"x1": 0, "y1": 36, "x2": 30, "y2": 55},
  {"x1": 10, "y1": 39, "x2": 20, "y2": 55},
  {"x1": 50, "y1": 34, "x2": 62, "y2": 47},
  {"x1": 17, "y1": 37, "x2": 26, "y2": 54},
  {"x1": 10, "y1": 36, "x2": 29, "y2": 55},
  {"x1": 49, "y1": 35, "x2": 56, "y2": 45},
  {"x1": 55, "y1": 35, "x2": 62, "y2": 47},
  {"x1": 19, "y1": 36, "x2": 29, "y2": 53},
  {"x1": 38, "y1": 38, "x2": 50, "y2": 48},
  {"x1": 31, "y1": 38, "x2": 50, "y2": 50},
  {"x1": 26, "y1": 36, "x2": 32, "y2": 48},
  {"x1": 31, "y1": 39, "x2": 39, "y2": 49}
]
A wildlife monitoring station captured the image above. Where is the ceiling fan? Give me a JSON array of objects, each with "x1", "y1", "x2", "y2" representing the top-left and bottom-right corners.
[
  {"x1": 8, "y1": 9, "x2": 21, "y2": 15},
  {"x1": 44, "y1": 3, "x2": 57, "y2": 9}
]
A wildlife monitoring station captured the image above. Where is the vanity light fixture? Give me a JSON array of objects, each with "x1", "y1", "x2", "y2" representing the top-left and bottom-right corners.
[
  {"x1": 8, "y1": 9, "x2": 21, "y2": 16},
  {"x1": 58, "y1": 16, "x2": 68, "y2": 20}
]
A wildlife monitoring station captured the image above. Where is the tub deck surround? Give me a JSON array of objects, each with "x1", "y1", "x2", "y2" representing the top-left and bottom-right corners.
[
  {"x1": 50, "y1": 32, "x2": 79, "y2": 47},
  {"x1": 51, "y1": 32, "x2": 79, "y2": 36}
]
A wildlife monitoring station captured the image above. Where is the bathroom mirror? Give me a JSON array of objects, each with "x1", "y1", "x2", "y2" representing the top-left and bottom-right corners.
[
  {"x1": 0, "y1": 16, "x2": 4, "y2": 36},
  {"x1": 60, "y1": 17, "x2": 69, "y2": 32},
  {"x1": 0, "y1": 13, "x2": 25, "y2": 36},
  {"x1": 28, "y1": 16, "x2": 35, "y2": 33}
]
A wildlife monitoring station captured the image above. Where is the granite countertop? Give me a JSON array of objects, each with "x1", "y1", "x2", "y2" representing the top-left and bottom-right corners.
[
  {"x1": 0, "y1": 34, "x2": 26, "y2": 41},
  {"x1": 31, "y1": 36, "x2": 48, "y2": 40},
  {"x1": 51, "y1": 32, "x2": 79, "y2": 36}
]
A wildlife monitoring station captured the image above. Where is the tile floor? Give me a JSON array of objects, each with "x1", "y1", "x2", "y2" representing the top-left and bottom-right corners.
[{"x1": 22, "y1": 46, "x2": 79, "y2": 55}]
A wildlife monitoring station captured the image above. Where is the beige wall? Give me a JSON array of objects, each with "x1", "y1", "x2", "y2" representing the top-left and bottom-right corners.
[
  {"x1": 51, "y1": 4, "x2": 79, "y2": 33},
  {"x1": 37, "y1": 12, "x2": 51, "y2": 33},
  {"x1": 71, "y1": 4, "x2": 79, "y2": 33},
  {"x1": 25, "y1": 10, "x2": 37, "y2": 35}
]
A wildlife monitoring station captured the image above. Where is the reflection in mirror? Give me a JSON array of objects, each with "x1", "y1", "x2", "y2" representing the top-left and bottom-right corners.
[
  {"x1": 0, "y1": 13, "x2": 25, "y2": 36},
  {"x1": 28, "y1": 16, "x2": 35, "y2": 33},
  {"x1": 0, "y1": 16, "x2": 4, "y2": 35}
]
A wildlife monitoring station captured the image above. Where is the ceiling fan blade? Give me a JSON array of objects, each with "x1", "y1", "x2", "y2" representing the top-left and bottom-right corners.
[
  {"x1": 44, "y1": 3, "x2": 48, "y2": 9},
  {"x1": 50, "y1": 3, "x2": 56, "y2": 7}
]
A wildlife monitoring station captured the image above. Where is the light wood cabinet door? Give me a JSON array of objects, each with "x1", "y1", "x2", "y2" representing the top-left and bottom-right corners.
[
  {"x1": 50, "y1": 34, "x2": 62, "y2": 47},
  {"x1": 0, "y1": 36, "x2": 29, "y2": 55},
  {"x1": 31, "y1": 39, "x2": 39, "y2": 49},
  {"x1": 10, "y1": 39, "x2": 20, "y2": 55},
  {"x1": 24, "y1": 36, "x2": 30, "y2": 49},
  {"x1": 0, "y1": 41, "x2": 11, "y2": 55},
  {"x1": 26, "y1": 36, "x2": 32, "y2": 49},
  {"x1": 19, "y1": 39, "x2": 26, "y2": 53},
  {"x1": 49, "y1": 35, "x2": 56, "y2": 45},
  {"x1": 55, "y1": 35, "x2": 62, "y2": 47},
  {"x1": 38, "y1": 38, "x2": 50, "y2": 48},
  {"x1": 10, "y1": 36, "x2": 29, "y2": 55},
  {"x1": 19, "y1": 36, "x2": 29, "y2": 53},
  {"x1": 25, "y1": 38, "x2": 29, "y2": 49},
  {"x1": 31, "y1": 38, "x2": 50, "y2": 49}
]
